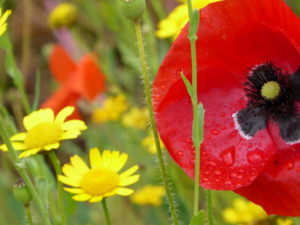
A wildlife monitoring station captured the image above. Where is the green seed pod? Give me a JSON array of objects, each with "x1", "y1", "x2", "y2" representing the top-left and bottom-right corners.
[
  {"x1": 13, "y1": 179, "x2": 32, "y2": 206},
  {"x1": 120, "y1": 0, "x2": 145, "y2": 22}
]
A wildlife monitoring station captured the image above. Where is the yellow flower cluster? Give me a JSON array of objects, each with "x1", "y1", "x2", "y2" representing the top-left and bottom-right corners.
[
  {"x1": 130, "y1": 185, "x2": 164, "y2": 206},
  {"x1": 0, "y1": 8, "x2": 11, "y2": 36},
  {"x1": 156, "y1": 0, "x2": 221, "y2": 39},
  {"x1": 122, "y1": 107, "x2": 149, "y2": 130},
  {"x1": 223, "y1": 198, "x2": 267, "y2": 225},
  {"x1": 48, "y1": 3, "x2": 78, "y2": 29},
  {"x1": 92, "y1": 94, "x2": 129, "y2": 123}
]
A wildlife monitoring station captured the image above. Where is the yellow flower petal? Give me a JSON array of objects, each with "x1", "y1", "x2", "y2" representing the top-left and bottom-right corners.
[
  {"x1": 19, "y1": 148, "x2": 41, "y2": 158},
  {"x1": 72, "y1": 193, "x2": 91, "y2": 201},
  {"x1": 0, "y1": 142, "x2": 27, "y2": 151},
  {"x1": 62, "y1": 120, "x2": 87, "y2": 131},
  {"x1": 44, "y1": 142, "x2": 60, "y2": 151},
  {"x1": 89, "y1": 148, "x2": 101, "y2": 169},
  {"x1": 70, "y1": 155, "x2": 90, "y2": 173},
  {"x1": 55, "y1": 106, "x2": 74, "y2": 124},
  {"x1": 62, "y1": 164, "x2": 82, "y2": 181},
  {"x1": 61, "y1": 130, "x2": 81, "y2": 139},
  {"x1": 101, "y1": 150, "x2": 113, "y2": 168},
  {"x1": 64, "y1": 187, "x2": 84, "y2": 194},
  {"x1": 115, "y1": 187, "x2": 134, "y2": 196},
  {"x1": 58, "y1": 175, "x2": 80, "y2": 187},
  {"x1": 89, "y1": 196, "x2": 103, "y2": 203},
  {"x1": 23, "y1": 108, "x2": 54, "y2": 130},
  {"x1": 10, "y1": 133, "x2": 26, "y2": 141},
  {"x1": 120, "y1": 165, "x2": 139, "y2": 178},
  {"x1": 119, "y1": 175, "x2": 140, "y2": 186},
  {"x1": 110, "y1": 153, "x2": 128, "y2": 172}
]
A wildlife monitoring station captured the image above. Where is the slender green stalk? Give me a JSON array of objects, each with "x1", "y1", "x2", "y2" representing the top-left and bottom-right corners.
[
  {"x1": 134, "y1": 21, "x2": 179, "y2": 225},
  {"x1": 25, "y1": 205, "x2": 34, "y2": 225},
  {"x1": 186, "y1": 0, "x2": 201, "y2": 215},
  {"x1": 48, "y1": 151, "x2": 67, "y2": 225},
  {"x1": 185, "y1": 0, "x2": 214, "y2": 223},
  {"x1": 101, "y1": 198, "x2": 112, "y2": 225},
  {"x1": 0, "y1": 120, "x2": 52, "y2": 225}
]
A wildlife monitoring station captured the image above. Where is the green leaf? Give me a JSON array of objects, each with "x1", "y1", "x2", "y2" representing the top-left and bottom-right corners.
[
  {"x1": 180, "y1": 72, "x2": 192, "y2": 98},
  {"x1": 198, "y1": 103, "x2": 205, "y2": 143},
  {"x1": 189, "y1": 210, "x2": 205, "y2": 225},
  {"x1": 188, "y1": 9, "x2": 199, "y2": 40}
]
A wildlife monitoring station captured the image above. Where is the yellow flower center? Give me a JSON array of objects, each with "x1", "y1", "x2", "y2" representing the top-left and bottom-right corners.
[
  {"x1": 260, "y1": 81, "x2": 281, "y2": 100},
  {"x1": 80, "y1": 168, "x2": 119, "y2": 196},
  {"x1": 24, "y1": 122, "x2": 62, "y2": 149}
]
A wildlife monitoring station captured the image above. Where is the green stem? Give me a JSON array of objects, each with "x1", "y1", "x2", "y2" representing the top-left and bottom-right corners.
[
  {"x1": 186, "y1": 0, "x2": 201, "y2": 215},
  {"x1": 134, "y1": 21, "x2": 179, "y2": 225},
  {"x1": 101, "y1": 198, "x2": 112, "y2": 225},
  {"x1": 206, "y1": 190, "x2": 213, "y2": 225},
  {"x1": 25, "y1": 205, "x2": 34, "y2": 225},
  {"x1": 48, "y1": 151, "x2": 67, "y2": 225},
  {"x1": 0, "y1": 120, "x2": 51, "y2": 225}
]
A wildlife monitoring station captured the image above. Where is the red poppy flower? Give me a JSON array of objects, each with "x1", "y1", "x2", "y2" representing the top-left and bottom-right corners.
[
  {"x1": 153, "y1": 0, "x2": 300, "y2": 216},
  {"x1": 42, "y1": 45, "x2": 106, "y2": 118}
]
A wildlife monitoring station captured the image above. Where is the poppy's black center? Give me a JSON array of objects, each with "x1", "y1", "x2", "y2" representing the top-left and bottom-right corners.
[{"x1": 234, "y1": 62, "x2": 300, "y2": 144}]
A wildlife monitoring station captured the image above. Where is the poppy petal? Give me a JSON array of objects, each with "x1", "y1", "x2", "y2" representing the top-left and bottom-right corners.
[
  {"x1": 49, "y1": 45, "x2": 77, "y2": 84},
  {"x1": 41, "y1": 86, "x2": 81, "y2": 119},
  {"x1": 73, "y1": 54, "x2": 105, "y2": 100},
  {"x1": 236, "y1": 143, "x2": 300, "y2": 216},
  {"x1": 156, "y1": 68, "x2": 277, "y2": 190}
]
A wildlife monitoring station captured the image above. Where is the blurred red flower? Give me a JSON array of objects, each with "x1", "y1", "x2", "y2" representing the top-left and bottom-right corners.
[
  {"x1": 42, "y1": 45, "x2": 106, "y2": 118},
  {"x1": 153, "y1": 0, "x2": 300, "y2": 216}
]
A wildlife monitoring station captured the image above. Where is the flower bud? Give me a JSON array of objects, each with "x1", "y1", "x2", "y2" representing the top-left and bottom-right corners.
[
  {"x1": 13, "y1": 179, "x2": 32, "y2": 206},
  {"x1": 48, "y1": 3, "x2": 78, "y2": 29},
  {"x1": 120, "y1": 0, "x2": 145, "y2": 22}
]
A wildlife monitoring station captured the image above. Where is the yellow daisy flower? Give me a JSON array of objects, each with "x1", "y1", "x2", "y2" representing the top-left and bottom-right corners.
[
  {"x1": 0, "y1": 8, "x2": 12, "y2": 36},
  {"x1": 0, "y1": 107, "x2": 87, "y2": 158},
  {"x1": 223, "y1": 198, "x2": 267, "y2": 225},
  {"x1": 91, "y1": 94, "x2": 128, "y2": 123},
  {"x1": 130, "y1": 185, "x2": 164, "y2": 206},
  {"x1": 156, "y1": 0, "x2": 221, "y2": 39},
  {"x1": 58, "y1": 148, "x2": 140, "y2": 202},
  {"x1": 121, "y1": 107, "x2": 149, "y2": 130}
]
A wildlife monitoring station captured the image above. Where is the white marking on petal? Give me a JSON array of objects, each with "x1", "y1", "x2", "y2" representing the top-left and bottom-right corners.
[{"x1": 232, "y1": 112, "x2": 252, "y2": 140}]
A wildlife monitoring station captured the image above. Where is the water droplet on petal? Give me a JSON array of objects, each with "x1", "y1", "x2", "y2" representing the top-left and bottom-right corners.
[
  {"x1": 287, "y1": 162, "x2": 294, "y2": 170},
  {"x1": 220, "y1": 147, "x2": 236, "y2": 166},
  {"x1": 231, "y1": 173, "x2": 237, "y2": 178},
  {"x1": 214, "y1": 170, "x2": 221, "y2": 175},
  {"x1": 210, "y1": 129, "x2": 220, "y2": 135},
  {"x1": 177, "y1": 151, "x2": 183, "y2": 157},
  {"x1": 247, "y1": 150, "x2": 264, "y2": 165},
  {"x1": 220, "y1": 112, "x2": 226, "y2": 117},
  {"x1": 225, "y1": 180, "x2": 232, "y2": 186}
]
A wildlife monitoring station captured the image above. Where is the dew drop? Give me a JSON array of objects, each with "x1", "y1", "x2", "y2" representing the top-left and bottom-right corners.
[
  {"x1": 220, "y1": 147, "x2": 236, "y2": 166},
  {"x1": 297, "y1": 167, "x2": 300, "y2": 172},
  {"x1": 177, "y1": 151, "x2": 183, "y2": 157},
  {"x1": 231, "y1": 173, "x2": 237, "y2": 178},
  {"x1": 214, "y1": 170, "x2": 221, "y2": 175},
  {"x1": 206, "y1": 135, "x2": 211, "y2": 140},
  {"x1": 225, "y1": 180, "x2": 232, "y2": 186},
  {"x1": 210, "y1": 129, "x2": 220, "y2": 135},
  {"x1": 247, "y1": 150, "x2": 264, "y2": 165},
  {"x1": 287, "y1": 162, "x2": 294, "y2": 170},
  {"x1": 247, "y1": 143, "x2": 253, "y2": 148},
  {"x1": 185, "y1": 138, "x2": 192, "y2": 144},
  {"x1": 220, "y1": 112, "x2": 226, "y2": 117}
]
